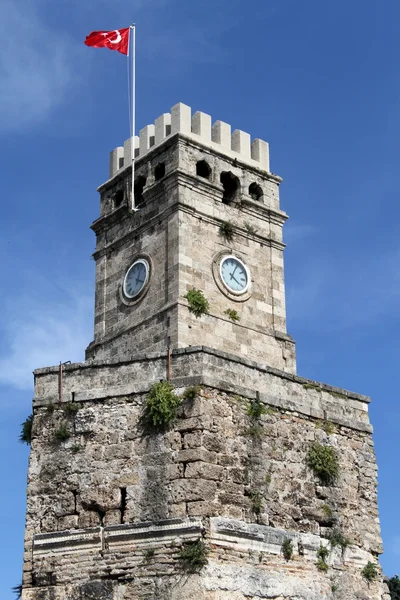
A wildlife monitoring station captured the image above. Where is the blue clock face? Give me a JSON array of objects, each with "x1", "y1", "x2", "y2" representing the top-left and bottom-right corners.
[
  {"x1": 123, "y1": 259, "x2": 149, "y2": 299},
  {"x1": 220, "y1": 256, "x2": 249, "y2": 294}
]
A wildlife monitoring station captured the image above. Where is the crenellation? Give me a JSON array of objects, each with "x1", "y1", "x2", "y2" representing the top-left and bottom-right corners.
[
  {"x1": 108, "y1": 102, "x2": 272, "y2": 178},
  {"x1": 192, "y1": 110, "x2": 212, "y2": 140}
]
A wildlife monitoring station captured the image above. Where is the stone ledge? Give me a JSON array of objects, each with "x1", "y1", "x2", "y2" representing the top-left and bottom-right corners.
[
  {"x1": 32, "y1": 518, "x2": 202, "y2": 557},
  {"x1": 210, "y1": 517, "x2": 375, "y2": 568},
  {"x1": 33, "y1": 346, "x2": 372, "y2": 432}
]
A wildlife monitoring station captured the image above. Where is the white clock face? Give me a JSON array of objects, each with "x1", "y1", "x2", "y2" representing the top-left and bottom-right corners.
[
  {"x1": 220, "y1": 256, "x2": 250, "y2": 294},
  {"x1": 123, "y1": 259, "x2": 149, "y2": 299}
]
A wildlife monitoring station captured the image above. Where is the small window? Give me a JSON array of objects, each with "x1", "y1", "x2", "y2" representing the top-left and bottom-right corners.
[
  {"x1": 134, "y1": 176, "x2": 147, "y2": 206},
  {"x1": 196, "y1": 160, "x2": 211, "y2": 179},
  {"x1": 249, "y1": 183, "x2": 263, "y2": 202},
  {"x1": 220, "y1": 171, "x2": 239, "y2": 205},
  {"x1": 114, "y1": 189, "x2": 124, "y2": 208},
  {"x1": 154, "y1": 163, "x2": 165, "y2": 181}
]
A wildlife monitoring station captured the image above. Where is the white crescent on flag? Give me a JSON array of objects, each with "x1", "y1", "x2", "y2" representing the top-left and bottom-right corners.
[{"x1": 109, "y1": 30, "x2": 122, "y2": 44}]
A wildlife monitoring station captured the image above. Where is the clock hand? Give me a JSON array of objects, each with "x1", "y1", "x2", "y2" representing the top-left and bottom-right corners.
[{"x1": 136, "y1": 278, "x2": 144, "y2": 284}]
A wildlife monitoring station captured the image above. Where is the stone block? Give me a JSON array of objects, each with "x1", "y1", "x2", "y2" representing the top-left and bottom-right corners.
[
  {"x1": 169, "y1": 479, "x2": 217, "y2": 503},
  {"x1": 185, "y1": 462, "x2": 224, "y2": 481}
]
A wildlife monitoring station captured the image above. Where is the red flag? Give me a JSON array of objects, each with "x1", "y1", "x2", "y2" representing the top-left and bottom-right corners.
[{"x1": 84, "y1": 28, "x2": 130, "y2": 55}]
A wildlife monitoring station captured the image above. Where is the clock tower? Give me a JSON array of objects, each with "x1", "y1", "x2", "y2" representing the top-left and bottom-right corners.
[
  {"x1": 86, "y1": 102, "x2": 296, "y2": 372},
  {"x1": 21, "y1": 103, "x2": 388, "y2": 600}
]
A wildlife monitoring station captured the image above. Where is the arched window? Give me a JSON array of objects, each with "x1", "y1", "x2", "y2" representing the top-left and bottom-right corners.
[
  {"x1": 196, "y1": 160, "x2": 211, "y2": 179},
  {"x1": 154, "y1": 163, "x2": 165, "y2": 181},
  {"x1": 134, "y1": 176, "x2": 147, "y2": 206},
  {"x1": 220, "y1": 171, "x2": 240, "y2": 204},
  {"x1": 249, "y1": 183, "x2": 263, "y2": 202}
]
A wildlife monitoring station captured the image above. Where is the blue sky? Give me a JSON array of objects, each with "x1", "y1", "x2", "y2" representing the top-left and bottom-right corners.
[{"x1": 1, "y1": 0, "x2": 400, "y2": 595}]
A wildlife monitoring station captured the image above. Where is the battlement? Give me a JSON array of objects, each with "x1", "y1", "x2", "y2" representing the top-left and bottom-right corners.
[{"x1": 109, "y1": 102, "x2": 270, "y2": 178}]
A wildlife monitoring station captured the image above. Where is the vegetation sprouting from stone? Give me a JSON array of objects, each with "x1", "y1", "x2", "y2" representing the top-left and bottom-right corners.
[
  {"x1": 178, "y1": 539, "x2": 208, "y2": 572},
  {"x1": 315, "y1": 420, "x2": 336, "y2": 435},
  {"x1": 248, "y1": 490, "x2": 263, "y2": 515},
  {"x1": 54, "y1": 423, "x2": 71, "y2": 443},
  {"x1": 182, "y1": 385, "x2": 201, "y2": 401},
  {"x1": 303, "y1": 382, "x2": 321, "y2": 392},
  {"x1": 71, "y1": 444, "x2": 81, "y2": 454},
  {"x1": 20, "y1": 414, "x2": 33, "y2": 445},
  {"x1": 63, "y1": 401, "x2": 80, "y2": 415},
  {"x1": 361, "y1": 561, "x2": 378, "y2": 582},
  {"x1": 224, "y1": 308, "x2": 240, "y2": 322},
  {"x1": 46, "y1": 401, "x2": 55, "y2": 414},
  {"x1": 306, "y1": 442, "x2": 339, "y2": 485},
  {"x1": 243, "y1": 424, "x2": 264, "y2": 438},
  {"x1": 246, "y1": 397, "x2": 266, "y2": 419},
  {"x1": 244, "y1": 221, "x2": 257, "y2": 235},
  {"x1": 322, "y1": 504, "x2": 333, "y2": 517},
  {"x1": 388, "y1": 575, "x2": 400, "y2": 599},
  {"x1": 184, "y1": 288, "x2": 209, "y2": 317},
  {"x1": 63, "y1": 402, "x2": 80, "y2": 416},
  {"x1": 329, "y1": 528, "x2": 349, "y2": 550},
  {"x1": 281, "y1": 538, "x2": 293, "y2": 561},
  {"x1": 143, "y1": 381, "x2": 181, "y2": 432},
  {"x1": 316, "y1": 546, "x2": 330, "y2": 572},
  {"x1": 12, "y1": 584, "x2": 22, "y2": 599},
  {"x1": 219, "y1": 220, "x2": 234, "y2": 242}
]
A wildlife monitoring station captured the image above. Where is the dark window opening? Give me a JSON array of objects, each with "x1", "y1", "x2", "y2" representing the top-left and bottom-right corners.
[
  {"x1": 114, "y1": 189, "x2": 124, "y2": 208},
  {"x1": 196, "y1": 160, "x2": 211, "y2": 179},
  {"x1": 134, "y1": 176, "x2": 147, "y2": 205},
  {"x1": 249, "y1": 182, "x2": 263, "y2": 201},
  {"x1": 154, "y1": 163, "x2": 165, "y2": 181},
  {"x1": 220, "y1": 171, "x2": 239, "y2": 204},
  {"x1": 120, "y1": 487, "x2": 127, "y2": 524}
]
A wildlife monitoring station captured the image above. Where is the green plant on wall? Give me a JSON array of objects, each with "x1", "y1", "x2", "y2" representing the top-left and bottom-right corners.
[
  {"x1": 19, "y1": 414, "x2": 33, "y2": 445},
  {"x1": 63, "y1": 401, "x2": 80, "y2": 415},
  {"x1": 143, "y1": 381, "x2": 181, "y2": 432},
  {"x1": 388, "y1": 575, "x2": 400, "y2": 599},
  {"x1": 178, "y1": 539, "x2": 208, "y2": 572},
  {"x1": 246, "y1": 398, "x2": 267, "y2": 419},
  {"x1": 53, "y1": 423, "x2": 71, "y2": 443},
  {"x1": 182, "y1": 385, "x2": 201, "y2": 401},
  {"x1": 219, "y1": 220, "x2": 234, "y2": 242},
  {"x1": 361, "y1": 561, "x2": 378, "y2": 582},
  {"x1": 184, "y1": 288, "x2": 209, "y2": 317},
  {"x1": 306, "y1": 442, "x2": 339, "y2": 485},
  {"x1": 12, "y1": 584, "x2": 22, "y2": 599},
  {"x1": 248, "y1": 489, "x2": 263, "y2": 515},
  {"x1": 281, "y1": 538, "x2": 293, "y2": 561},
  {"x1": 329, "y1": 528, "x2": 349, "y2": 550},
  {"x1": 224, "y1": 308, "x2": 240, "y2": 322},
  {"x1": 244, "y1": 221, "x2": 257, "y2": 235},
  {"x1": 316, "y1": 545, "x2": 330, "y2": 572}
]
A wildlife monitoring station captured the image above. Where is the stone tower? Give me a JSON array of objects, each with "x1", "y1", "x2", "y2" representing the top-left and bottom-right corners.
[{"x1": 22, "y1": 103, "x2": 388, "y2": 600}]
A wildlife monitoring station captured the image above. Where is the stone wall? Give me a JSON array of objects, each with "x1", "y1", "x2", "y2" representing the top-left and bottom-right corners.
[{"x1": 22, "y1": 349, "x2": 388, "y2": 599}]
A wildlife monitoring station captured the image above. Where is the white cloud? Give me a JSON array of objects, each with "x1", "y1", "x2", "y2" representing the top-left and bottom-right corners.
[
  {"x1": 0, "y1": 0, "x2": 77, "y2": 132},
  {"x1": 0, "y1": 284, "x2": 93, "y2": 392}
]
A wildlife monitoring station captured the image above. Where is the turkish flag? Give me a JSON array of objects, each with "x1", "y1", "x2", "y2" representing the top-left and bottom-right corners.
[{"x1": 84, "y1": 28, "x2": 130, "y2": 55}]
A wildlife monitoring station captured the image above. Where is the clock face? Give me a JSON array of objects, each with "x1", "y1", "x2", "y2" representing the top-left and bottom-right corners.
[
  {"x1": 123, "y1": 259, "x2": 149, "y2": 299},
  {"x1": 220, "y1": 256, "x2": 249, "y2": 294}
]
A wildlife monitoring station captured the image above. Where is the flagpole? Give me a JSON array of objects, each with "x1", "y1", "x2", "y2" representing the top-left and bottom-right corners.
[{"x1": 130, "y1": 24, "x2": 136, "y2": 210}]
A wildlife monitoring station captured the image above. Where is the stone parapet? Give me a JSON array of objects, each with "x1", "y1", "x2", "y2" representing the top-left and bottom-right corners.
[
  {"x1": 33, "y1": 346, "x2": 371, "y2": 433},
  {"x1": 108, "y1": 102, "x2": 270, "y2": 179}
]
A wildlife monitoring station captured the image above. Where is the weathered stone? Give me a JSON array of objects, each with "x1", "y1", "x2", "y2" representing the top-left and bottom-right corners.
[{"x1": 21, "y1": 104, "x2": 385, "y2": 600}]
